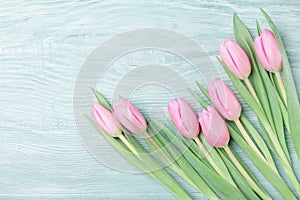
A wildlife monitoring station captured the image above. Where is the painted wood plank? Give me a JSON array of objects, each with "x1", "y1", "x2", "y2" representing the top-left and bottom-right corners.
[{"x1": 0, "y1": 1, "x2": 299, "y2": 199}]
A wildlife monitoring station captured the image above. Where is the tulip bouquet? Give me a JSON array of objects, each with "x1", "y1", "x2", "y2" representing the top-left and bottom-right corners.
[{"x1": 87, "y1": 9, "x2": 300, "y2": 199}]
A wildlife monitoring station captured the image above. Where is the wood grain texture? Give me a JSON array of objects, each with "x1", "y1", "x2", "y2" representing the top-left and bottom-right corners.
[{"x1": 0, "y1": 0, "x2": 299, "y2": 199}]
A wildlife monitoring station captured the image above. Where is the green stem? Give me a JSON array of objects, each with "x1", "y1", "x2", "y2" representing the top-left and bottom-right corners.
[
  {"x1": 194, "y1": 137, "x2": 237, "y2": 188},
  {"x1": 235, "y1": 119, "x2": 279, "y2": 174},
  {"x1": 169, "y1": 164, "x2": 196, "y2": 188},
  {"x1": 264, "y1": 122, "x2": 289, "y2": 163},
  {"x1": 275, "y1": 71, "x2": 287, "y2": 106},
  {"x1": 235, "y1": 120, "x2": 263, "y2": 159},
  {"x1": 224, "y1": 146, "x2": 271, "y2": 200},
  {"x1": 146, "y1": 132, "x2": 218, "y2": 199},
  {"x1": 264, "y1": 123, "x2": 300, "y2": 194},
  {"x1": 245, "y1": 78, "x2": 262, "y2": 108},
  {"x1": 119, "y1": 134, "x2": 141, "y2": 160},
  {"x1": 280, "y1": 157, "x2": 300, "y2": 195}
]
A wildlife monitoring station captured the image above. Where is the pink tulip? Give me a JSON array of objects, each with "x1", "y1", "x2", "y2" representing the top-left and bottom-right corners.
[
  {"x1": 220, "y1": 40, "x2": 251, "y2": 79},
  {"x1": 168, "y1": 98, "x2": 200, "y2": 138},
  {"x1": 113, "y1": 99, "x2": 147, "y2": 134},
  {"x1": 208, "y1": 78, "x2": 241, "y2": 121},
  {"x1": 92, "y1": 102, "x2": 121, "y2": 137},
  {"x1": 254, "y1": 29, "x2": 282, "y2": 72},
  {"x1": 199, "y1": 106, "x2": 230, "y2": 148}
]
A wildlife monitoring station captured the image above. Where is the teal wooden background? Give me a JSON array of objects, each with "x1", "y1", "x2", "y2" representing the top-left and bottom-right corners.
[{"x1": 0, "y1": 0, "x2": 299, "y2": 199}]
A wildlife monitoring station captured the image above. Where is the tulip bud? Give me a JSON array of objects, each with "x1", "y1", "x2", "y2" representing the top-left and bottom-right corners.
[
  {"x1": 220, "y1": 40, "x2": 251, "y2": 79},
  {"x1": 254, "y1": 29, "x2": 282, "y2": 72},
  {"x1": 199, "y1": 106, "x2": 230, "y2": 148},
  {"x1": 208, "y1": 78, "x2": 241, "y2": 121},
  {"x1": 168, "y1": 98, "x2": 200, "y2": 138},
  {"x1": 92, "y1": 102, "x2": 121, "y2": 137},
  {"x1": 113, "y1": 99, "x2": 147, "y2": 134}
]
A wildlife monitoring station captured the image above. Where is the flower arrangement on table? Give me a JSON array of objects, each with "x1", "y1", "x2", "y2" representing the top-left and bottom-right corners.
[{"x1": 87, "y1": 10, "x2": 300, "y2": 200}]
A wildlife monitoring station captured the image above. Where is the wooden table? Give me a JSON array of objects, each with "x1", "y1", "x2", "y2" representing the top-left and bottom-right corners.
[{"x1": 0, "y1": 1, "x2": 299, "y2": 199}]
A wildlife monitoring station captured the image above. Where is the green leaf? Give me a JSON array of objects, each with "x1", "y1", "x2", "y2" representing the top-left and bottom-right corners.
[
  {"x1": 152, "y1": 120, "x2": 248, "y2": 200},
  {"x1": 190, "y1": 83, "x2": 297, "y2": 198},
  {"x1": 233, "y1": 14, "x2": 273, "y2": 126},
  {"x1": 218, "y1": 44, "x2": 284, "y2": 156},
  {"x1": 184, "y1": 137, "x2": 208, "y2": 161},
  {"x1": 217, "y1": 149, "x2": 260, "y2": 200},
  {"x1": 193, "y1": 79, "x2": 277, "y2": 167},
  {"x1": 165, "y1": 119, "x2": 211, "y2": 167},
  {"x1": 86, "y1": 115, "x2": 192, "y2": 200},
  {"x1": 196, "y1": 81, "x2": 210, "y2": 100},
  {"x1": 226, "y1": 125, "x2": 273, "y2": 192},
  {"x1": 199, "y1": 135, "x2": 236, "y2": 187},
  {"x1": 227, "y1": 122, "x2": 297, "y2": 200},
  {"x1": 256, "y1": 22, "x2": 286, "y2": 134},
  {"x1": 147, "y1": 125, "x2": 219, "y2": 199},
  {"x1": 195, "y1": 79, "x2": 277, "y2": 168},
  {"x1": 242, "y1": 39, "x2": 290, "y2": 163},
  {"x1": 261, "y1": 8, "x2": 300, "y2": 160},
  {"x1": 239, "y1": 115, "x2": 277, "y2": 169},
  {"x1": 220, "y1": 60, "x2": 275, "y2": 152},
  {"x1": 256, "y1": 20, "x2": 262, "y2": 35},
  {"x1": 188, "y1": 88, "x2": 208, "y2": 109},
  {"x1": 219, "y1": 52, "x2": 300, "y2": 191},
  {"x1": 232, "y1": 14, "x2": 300, "y2": 194},
  {"x1": 86, "y1": 88, "x2": 195, "y2": 198},
  {"x1": 218, "y1": 144, "x2": 268, "y2": 197},
  {"x1": 269, "y1": 73, "x2": 290, "y2": 132},
  {"x1": 90, "y1": 87, "x2": 112, "y2": 111},
  {"x1": 233, "y1": 15, "x2": 279, "y2": 146},
  {"x1": 188, "y1": 89, "x2": 208, "y2": 109}
]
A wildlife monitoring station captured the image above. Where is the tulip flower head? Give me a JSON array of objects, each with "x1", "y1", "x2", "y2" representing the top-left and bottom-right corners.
[
  {"x1": 113, "y1": 99, "x2": 147, "y2": 134},
  {"x1": 168, "y1": 98, "x2": 200, "y2": 138},
  {"x1": 92, "y1": 102, "x2": 121, "y2": 137},
  {"x1": 198, "y1": 106, "x2": 230, "y2": 148},
  {"x1": 220, "y1": 39, "x2": 251, "y2": 79},
  {"x1": 208, "y1": 78, "x2": 241, "y2": 121},
  {"x1": 254, "y1": 29, "x2": 282, "y2": 72}
]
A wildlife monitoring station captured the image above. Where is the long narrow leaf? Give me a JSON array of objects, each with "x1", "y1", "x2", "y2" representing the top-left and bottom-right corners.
[
  {"x1": 190, "y1": 86, "x2": 296, "y2": 199},
  {"x1": 261, "y1": 8, "x2": 300, "y2": 160},
  {"x1": 148, "y1": 125, "x2": 219, "y2": 199},
  {"x1": 192, "y1": 82, "x2": 276, "y2": 164},
  {"x1": 218, "y1": 57, "x2": 280, "y2": 157},
  {"x1": 152, "y1": 120, "x2": 248, "y2": 200},
  {"x1": 231, "y1": 14, "x2": 300, "y2": 194},
  {"x1": 242, "y1": 39, "x2": 290, "y2": 162},
  {"x1": 233, "y1": 14, "x2": 275, "y2": 133},
  {"x1": 232, "y1": 14, "x2": 292, "y2": 161},
  {"x1": 90, "y1": 87, "x2": 112, "y2": 111},
  {"x1": 87, "y1": 116, "x2": 192, "y2": 200},
  {"x1": 88, "y1": 90, "x2": 192, "y2": 199},
  {"x1": 200, "y1": 134, "x2": 235, "y2": 186},
  {"x1": 216, "y1": 148, "x2": 260, "y2": 200},
  {"x1": 269, "y1": 73, "x2": 290, "y2": 132},
  {"x1": 195, "y1": 80, "x2": 278, "y2": 172},
  {"x1": 240, "y1": 115, "x2": 276, "y2": 169},
  {"x1": 227, "y1": 121, "x2": 297, "y2": 199}
]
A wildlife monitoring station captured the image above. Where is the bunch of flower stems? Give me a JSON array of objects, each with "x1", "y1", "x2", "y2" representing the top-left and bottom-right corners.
[{"x1": 88, "y1": 10, "x2": 300, "y2": 200}]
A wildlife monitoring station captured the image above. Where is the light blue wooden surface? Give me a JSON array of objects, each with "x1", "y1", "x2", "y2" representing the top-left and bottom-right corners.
[{"x1": 0, "y1": 1, "x2": 299, "y2": 199}]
